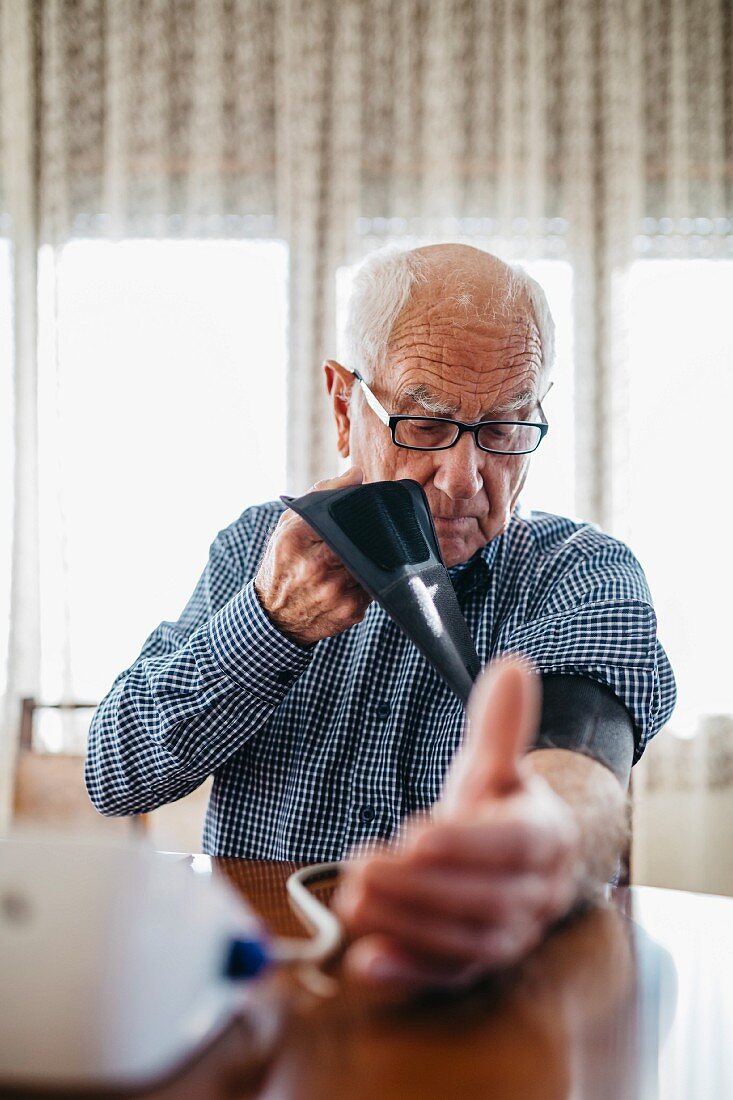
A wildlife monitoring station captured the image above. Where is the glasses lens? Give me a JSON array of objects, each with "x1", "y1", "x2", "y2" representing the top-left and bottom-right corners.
[
  {"x1": 394, "y1": 418, "x2": 459, "y2": 449},
  {"x1": 476, "y1": 423, "x2": 543, "y2": 453}
]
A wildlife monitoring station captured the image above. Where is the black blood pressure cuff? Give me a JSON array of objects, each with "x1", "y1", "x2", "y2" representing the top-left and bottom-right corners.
[{"x1": 531, "y1": 674, "x2": 636, "y2": 788}]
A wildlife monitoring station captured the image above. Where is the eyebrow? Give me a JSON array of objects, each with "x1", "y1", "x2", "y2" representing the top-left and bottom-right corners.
[{"x1": 399, "y1": 384, "x2": 536, "y2": 419}]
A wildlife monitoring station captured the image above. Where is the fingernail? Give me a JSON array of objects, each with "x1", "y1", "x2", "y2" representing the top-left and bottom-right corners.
[{"x1": 367, "y1": 956, "x2": 405, "y2": 983}]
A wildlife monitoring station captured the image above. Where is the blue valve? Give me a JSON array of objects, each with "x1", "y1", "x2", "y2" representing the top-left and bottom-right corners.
[{"x1": 223, "y1": 937, "x2": 270, "y2": 980}]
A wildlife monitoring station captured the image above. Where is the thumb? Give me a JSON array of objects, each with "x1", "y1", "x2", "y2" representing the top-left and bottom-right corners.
[
  {"x1": 438, "y1": 656, "x2": 541, "y2": 817},
  {"x1": 312, "y1": 465, "x2": 364, "y2": 492}
]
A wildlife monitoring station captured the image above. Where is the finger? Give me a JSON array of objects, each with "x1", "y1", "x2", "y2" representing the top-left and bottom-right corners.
[
  {"x1": 466, "y1": 657, "x2": 541, "y2": 797},
  {"x1": 311, "y1": 465, "x2": 364, "y2": 492},
  {"x1": 316, "y1": 542, "x2": 345, "y2": 570},
  {"x1": 336, "y1": 887, "x2": 493, "y2": 963},
  {"x1": 312, "y1": 571, "x2": 368, "y2": 610},
  {"x1": 278, "y1": 512, "x2": 347, "y2": 561},
  {"x1": 338, "y1": 882, "x2": 545, "y2": 970},
  {"x1": 310, "y1": 540, "x2": 359, "y2": 577},
  {"x1": 343, "y1": 934, "x2": 486, "y2": 993},
  {"x1": 407, "y1": 817, "x2": 567, "y2": 873},
  {"x1": 473, "y1": 916, "x2": 545, "y2": 968},
  {"x1": 279, "y1": 466, "x2": 364, "y2": 548},
  {"x1": 358, "y1": 860, "x2": 555, "y2": 925},
  {"x1": 440, "y1": 657, "x2": 541, "y2": 814},
  {"x1": 273, "y1": 507, "x2": 324, "y2": 550}
]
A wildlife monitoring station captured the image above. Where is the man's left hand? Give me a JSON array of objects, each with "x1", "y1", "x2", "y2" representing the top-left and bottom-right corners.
[{"x1": 332, "y1": 658, "x2": 581, "y2": 990}]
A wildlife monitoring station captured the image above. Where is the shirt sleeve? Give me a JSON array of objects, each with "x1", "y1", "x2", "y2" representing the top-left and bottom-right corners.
[
  {"x1": 85, "y1": 515, "x2": 315, "y2": 816},
  {"x1": 497, "y1": 531, "x2": 676, "y2": 763}
]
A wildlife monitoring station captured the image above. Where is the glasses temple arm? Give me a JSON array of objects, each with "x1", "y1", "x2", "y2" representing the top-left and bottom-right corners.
[{"x1": 344, "y1": 365, "x2": 390, "y2": 426}]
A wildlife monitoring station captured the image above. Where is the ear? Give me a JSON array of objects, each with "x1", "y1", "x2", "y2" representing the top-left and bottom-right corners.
[{"x1": 324, "y1": 360, "x2": 356, "y2": 459}]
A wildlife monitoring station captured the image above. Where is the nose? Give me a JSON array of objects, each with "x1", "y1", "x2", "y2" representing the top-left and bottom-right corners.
[{"x1": 431, "y1": 431, "x2": 484, "y2": 501}]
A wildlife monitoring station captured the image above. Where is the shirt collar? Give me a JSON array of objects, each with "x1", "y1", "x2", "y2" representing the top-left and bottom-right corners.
[
  {"x1": 446, "y1": 506, "x2": 523, "y2": 590},
  {"x1": 447, "y1": 533, "x2": 502, "y2": 590}
]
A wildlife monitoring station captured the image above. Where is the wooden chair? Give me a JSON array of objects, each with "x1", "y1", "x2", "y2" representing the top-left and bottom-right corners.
[{"x1": 13, "y1": 698, "x2": 148, "y2": 836}]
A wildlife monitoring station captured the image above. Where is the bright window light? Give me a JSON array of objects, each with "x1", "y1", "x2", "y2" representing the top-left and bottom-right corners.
[
  {"x1": 626, "y1": 260, "x2": 733, "y2": 725},
  {"x1": 0, "y1": 240, "x2": 12, "y2": 698},
  {"x1": 513, "y1": 260, "x2": 574, "y2": 517},
  {"x1": 336, "y1": 254, "x2": 575, "y2": 517},
  {"x1": 37, "y1": 239, "x2": 288, "y2": 714}
]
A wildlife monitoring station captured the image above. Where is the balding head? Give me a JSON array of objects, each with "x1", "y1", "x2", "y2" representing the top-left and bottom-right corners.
[
  {"x1": 343, "y1": 243, "x2": 554, "y2": 390},
  {"x1": 409, "y1": 242, "x2": 525, "y2": 317}
]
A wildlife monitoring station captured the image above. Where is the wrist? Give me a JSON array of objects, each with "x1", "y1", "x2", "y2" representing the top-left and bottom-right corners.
[
  {"x1": 253, "y1": 575, "x2": 313, "y2": 648},
  {"x1": 204, "y1": 580, "x2": 314, "y2": 702}
]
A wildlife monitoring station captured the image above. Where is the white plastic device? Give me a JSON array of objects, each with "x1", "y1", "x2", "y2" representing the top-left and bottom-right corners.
[{"x1": 0, "y1": 835, "x2": 283, "y2": 1090}]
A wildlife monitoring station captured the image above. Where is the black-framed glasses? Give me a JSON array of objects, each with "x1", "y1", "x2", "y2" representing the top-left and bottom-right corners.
[{"x1": 345, "y1": 366, "x2": 549, "y2": 455}]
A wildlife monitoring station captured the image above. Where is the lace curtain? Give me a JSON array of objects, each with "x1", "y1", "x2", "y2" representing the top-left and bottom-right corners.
[
  {"x1": 1, "y1": 0, "x2": 732, "y2": 869},
  {"x1": 24, "y1": 0, "x2": 732, "y2": 503}
]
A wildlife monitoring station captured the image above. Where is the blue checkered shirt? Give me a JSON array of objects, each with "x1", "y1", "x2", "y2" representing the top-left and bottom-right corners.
[{"x1": 86, "y1": 503, "x2": 676, "y2": 859}]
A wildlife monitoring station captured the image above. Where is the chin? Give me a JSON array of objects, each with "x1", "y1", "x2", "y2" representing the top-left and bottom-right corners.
[{"x1": 439, "y1": 536, "x2": 479, "y2": 568}]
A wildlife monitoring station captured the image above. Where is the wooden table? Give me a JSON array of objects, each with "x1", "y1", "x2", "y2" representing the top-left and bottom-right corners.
[{"x1": 8, "y1": 858, "x2": 733, "y2": 1099}]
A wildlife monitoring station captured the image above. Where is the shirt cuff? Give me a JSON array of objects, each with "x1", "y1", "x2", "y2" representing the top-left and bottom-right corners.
[{"x1": 203, "y1": 579, "x2": 314, "y2": 704}]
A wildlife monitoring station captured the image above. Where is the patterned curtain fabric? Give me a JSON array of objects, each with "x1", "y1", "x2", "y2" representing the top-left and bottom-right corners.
[
  {"x1": 25, "y1": 0, "x2": 733, "y2": 500},
  {"x1": 0, "y1": 0, "x2": 732, "y2": 857}
]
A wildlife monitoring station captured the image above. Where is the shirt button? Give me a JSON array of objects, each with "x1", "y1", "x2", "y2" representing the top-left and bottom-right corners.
[
  {"x1": 275, "y1": 670, "x2": 294, "y2": 685},
  {"x1": 359, "y1": 805, "x2": 376, "y2": 824},
  {"x1": 376, "y1": 701, "x2": 391, "y2": 719}
]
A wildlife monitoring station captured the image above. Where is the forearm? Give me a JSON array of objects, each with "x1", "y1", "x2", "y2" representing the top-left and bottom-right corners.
[
  {"x1": 86, "y1": 580, "x2": 313, "y2": 815},
  {"x1": 525, "y1": 748, "x2": 629, "y2": 903},
  {"x1": 85, "y1": 648, "x2": 266, "y2": 816}
]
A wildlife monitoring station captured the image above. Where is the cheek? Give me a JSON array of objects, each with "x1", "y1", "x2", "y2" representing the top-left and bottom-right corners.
[
  {"x1": 348, "y1": 415, "x2": 388, "y2": 477},
  {"x1": 391, "y1": 450, "x2": 438, "y2": 484},
  {"x1": 351, "y1": 418, "x2": 436, "y2": 484},
  {"x1": 510, "y1": 458, "x2": 531, "y2": 505},
  {"x1": 480, "y1": 458, "x2": 529, "y2": 532},
  {"x1": 365, "y1": 434, "x2": 403, "y2": 482},
  {"x1": 481, "y1": 460, "x2": 510, "y2": 499}
]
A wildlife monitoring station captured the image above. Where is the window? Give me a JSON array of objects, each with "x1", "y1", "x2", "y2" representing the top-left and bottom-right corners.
[
  {"x1": 512, "y1": 260, "x2": 574, "y2": 517},
  {"x1": 625, "y1": 260, "x2": 733, "y2": 727},
  {"x1": 36, "y1": 239, "x2": 288, "y2": 747},
  {"x1": 0, "y1": 239, "x2": 12, "y2": 698}
]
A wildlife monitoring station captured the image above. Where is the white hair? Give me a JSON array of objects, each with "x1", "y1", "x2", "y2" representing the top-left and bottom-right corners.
[{"x1": 342, "y1": 244, "x2": 555, "y2": 386}]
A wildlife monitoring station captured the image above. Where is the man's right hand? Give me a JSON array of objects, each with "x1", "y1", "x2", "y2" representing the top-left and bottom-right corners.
[{"x1": 254, "y1": 466, "x2": 372, "y2": 646}]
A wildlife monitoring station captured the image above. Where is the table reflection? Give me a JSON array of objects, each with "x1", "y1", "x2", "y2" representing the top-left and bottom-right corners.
[
  {"x1": 627, "y1": 886, "x2": 733, "y2": 1100},
  {"x1": 209, "y1": 863, "x2": 733, "y2": 1100}
]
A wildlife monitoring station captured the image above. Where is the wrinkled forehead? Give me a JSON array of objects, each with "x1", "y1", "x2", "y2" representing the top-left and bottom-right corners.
[{"x1": 383, "y1": 294, "x2": 543, "y2": 419}]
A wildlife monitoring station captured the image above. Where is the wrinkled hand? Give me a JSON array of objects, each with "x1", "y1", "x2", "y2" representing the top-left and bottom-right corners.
[
  {"x1": 254, "y1": 466, "x2": 372, "y2": 646},
  {"x1": 333, "y1": 658, "x2": 580, "y2": 992}
]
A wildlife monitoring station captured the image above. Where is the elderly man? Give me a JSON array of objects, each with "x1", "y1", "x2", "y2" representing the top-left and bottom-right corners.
[{"x1": 86, "y1": 244, "x2": 675, "y2": 990}]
